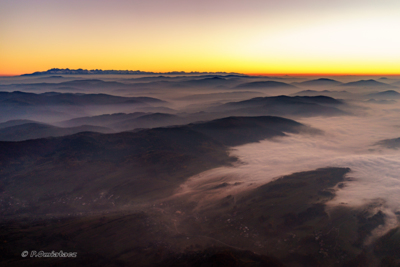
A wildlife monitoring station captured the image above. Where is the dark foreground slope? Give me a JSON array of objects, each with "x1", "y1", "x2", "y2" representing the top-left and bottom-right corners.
[
  {"x1": 0, "y1": 128, "x2": 232, "y2": 216},
  {"x1": 0, "y1": 116, "x2": 307, "y2": 217},
  {"x1": 2, "y1": 167, "x2": 396, "y2": 267}
]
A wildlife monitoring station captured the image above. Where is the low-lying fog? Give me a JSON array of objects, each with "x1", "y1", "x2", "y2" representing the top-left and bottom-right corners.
[{"x1": 176, "y1": 102, "x2": 400, "y2": 239}]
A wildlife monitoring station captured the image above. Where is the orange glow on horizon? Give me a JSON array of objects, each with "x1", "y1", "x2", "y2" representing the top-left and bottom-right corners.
[
  {"x1": 2, "y1": 69, "x2": 400, "y2": 77},
  {"x1": 1, "y1": 1, "x2": 399, "y2": 77}
]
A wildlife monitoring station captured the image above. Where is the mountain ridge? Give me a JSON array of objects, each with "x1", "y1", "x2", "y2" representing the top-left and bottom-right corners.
[{"x1": 21, "y1": 68, "x2": 239, "y2": 76}]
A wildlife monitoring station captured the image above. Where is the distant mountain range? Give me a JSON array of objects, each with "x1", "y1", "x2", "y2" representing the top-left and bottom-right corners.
[{"x1": 21, "y1": 68, "x2": 238, "y2": 76}]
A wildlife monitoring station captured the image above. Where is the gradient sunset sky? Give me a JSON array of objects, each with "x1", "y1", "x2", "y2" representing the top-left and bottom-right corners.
[{"x1": 1, "y1": 0, "x2": 400, "y2": 75}]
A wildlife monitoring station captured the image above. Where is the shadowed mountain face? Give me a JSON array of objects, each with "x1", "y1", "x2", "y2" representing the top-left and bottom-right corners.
[
  {"x1": 0, "y1": 123, "x2": 114, "y2": 141},
  {"x1": 188, "y1": 116, "x2": 309, "y2": 146},
  {"x1": 0, "y1": 116, "x2": 306, "y2": 217},
  {"x1": 215, "y1": 95, "x2": 346, "y2": 117},
  {"x1": 0, "y1": 128, "x2": 232, "y2": 216}
]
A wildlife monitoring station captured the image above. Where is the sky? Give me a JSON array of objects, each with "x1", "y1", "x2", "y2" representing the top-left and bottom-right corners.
[{"x1": 1, "y1": 0, "x2": 400, "y2": 75}]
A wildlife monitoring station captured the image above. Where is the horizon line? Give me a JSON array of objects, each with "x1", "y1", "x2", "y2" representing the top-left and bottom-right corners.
[{"x1": 1, "y1": 71, "x2": 400, "y2": 77}]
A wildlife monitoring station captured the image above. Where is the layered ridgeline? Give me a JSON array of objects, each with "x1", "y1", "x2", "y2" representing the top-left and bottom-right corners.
[
  {"x1": 0, "y1": 116, "x2": 312, "y2": 217},
  {"x1": 0, "y1": 91, "x2": 168, "y2": 122},
  {"x1": 21, "y1": 68, "x2": 236, "y2": 76},
  {"x1": 0, "y1": 122, "x2": 114, "y2": 141},
  {"x1": 0, "y1": 91, "x2": 164, "y2": 106},
  {"x1": 58, "y1": 112, "x2": 187, "y2": 132},
  {"x1": 340, "y1": 79, "x2": 398, "y2": 89},
  {"x1": 213, "y1": 95, "x2": 347, "y2": 117}
]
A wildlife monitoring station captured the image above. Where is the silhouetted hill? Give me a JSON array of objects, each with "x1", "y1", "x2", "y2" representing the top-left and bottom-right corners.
[
  {"x1": 296, "y1": 78, "x2": 343, "y2": 87},
  {"x1": 0, "y1": 123, "x2": 114, "y2": 141},
  {"x1": 341, "y1": 79, "x2": 397, "y2": 88},
  {"x1": 235, "y1": 81, "x2": 296, "y2": 89},
  {"x1": 293, "y1": 89, "x2": 351, "y2": 97},
  {"x1": 215, "y1": 95, "x2": 346, "y2": 117},
  {"x1": 367, "y1": 90, "x2": 400, "y2": 99}
]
